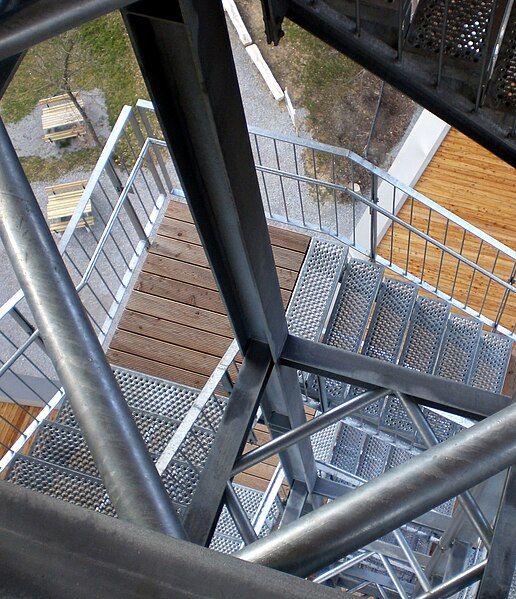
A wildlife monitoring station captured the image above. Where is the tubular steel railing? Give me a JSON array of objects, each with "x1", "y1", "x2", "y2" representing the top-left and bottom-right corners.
[
  {"x1": 248, "y1": 127, "x2": 515, "y2": 339},
  {"x1": 0, "y1": 102, "x2": 174, "y2": 472}
]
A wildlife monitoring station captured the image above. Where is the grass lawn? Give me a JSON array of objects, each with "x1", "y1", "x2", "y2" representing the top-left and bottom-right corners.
[{"x1": 1, "y1": 13, "x2": 147, "y2": 182}]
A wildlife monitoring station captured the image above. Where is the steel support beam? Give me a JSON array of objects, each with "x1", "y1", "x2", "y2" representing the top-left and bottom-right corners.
[
  {"x1": 123, "y1": 0, "x2": 318, "y2": 524},
  {"x1": 285, "y1": 0, "x2": 515, "y2": 166},
  {"x1": 0, "y1": 118, "x2": 185, "y2": 538},
  {"x1": 235, "y1": 400, "x2": 516, "y2": 577},
  {"x1": 281, "y1": 335, "x2": 510, "y2": 419},
  {"x1": 0, "y1": 0, "x2": 137, "y2": 61},
  {"x1": 477, "y1": 468, "x2": 516, "y2": 599},
  {"x1": 0, "y1": 481, "x2": 340, "y2": 599},
  {"x1": 182, "y1": 341, "x2": 272, "y2": 545}
]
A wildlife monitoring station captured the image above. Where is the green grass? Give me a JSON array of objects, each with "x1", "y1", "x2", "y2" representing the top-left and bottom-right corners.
[
  {"x1": 284, "y1": 21, "x2": 360, "y2": 124},
  {"x1": 20, "y1": 149, "x2": 100, "y2": 182},
  {"x1": 1, "y1": 13, "x2": 145, "y2": 126}
]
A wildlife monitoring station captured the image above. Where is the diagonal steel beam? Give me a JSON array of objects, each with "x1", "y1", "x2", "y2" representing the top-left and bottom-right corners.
[
  {"x1": 281, "y1": 335, "x2": 510, "y2": 419},
  {"x1": 123, "y1": 0, "x2": 319, "y2": 522},
  {"x1": 182, "y1": 340, "x2": 272, "y2": 545},
  {"x1": 235, "y1": 399, "x2": 516, "y2": 577}
]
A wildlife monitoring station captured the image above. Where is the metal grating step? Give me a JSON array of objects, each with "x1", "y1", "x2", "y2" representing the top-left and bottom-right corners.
[
  {"x1": 319, "y1": 259, "x2": 384, "y2": 402},
  {"x1": 435, "y1": 315, "x2": 482, "y2": 384},
  {"x1": 325, "y1": 259, "x2": 385, "y2": 352},
  {"x1": 470, "y1": 331, "x2": 513, "y2": 393},
  {"x1": 209, "y1": 483, "x2": 282, "y2": 554},
  {"x1": 406, "y1": 0, "x2": 501, "y2": 65},
  {"x1": 347, "y1": 277, "x2": 417, "y2": 418},
  {"x1": 375, "y1": 296, "x2": 451, "y2": 442},
  {"x1": 286, "y1": 238, "x2": 348, "y2": 342},
  {"x1": 56, "y1": 366, "x2": 218, "y2": 429}
]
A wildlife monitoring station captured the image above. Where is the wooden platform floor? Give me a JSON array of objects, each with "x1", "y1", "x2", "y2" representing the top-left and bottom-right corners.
[
  {"x1": 378, "y1": 128, "x2": 515, "y2": 333},
  {"x1": 107, "y1": 199, "x2": 311, "y2": 492}
]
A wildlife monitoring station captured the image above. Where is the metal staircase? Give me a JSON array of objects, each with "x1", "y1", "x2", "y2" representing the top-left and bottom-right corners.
[{"x1": 264, "y1": 0, "x2": 516, "y2": 163}]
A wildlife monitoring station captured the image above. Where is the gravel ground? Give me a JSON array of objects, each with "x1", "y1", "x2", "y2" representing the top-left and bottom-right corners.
[{"x1": 7, "y1": 89, "x2": 110, "y2": 159}]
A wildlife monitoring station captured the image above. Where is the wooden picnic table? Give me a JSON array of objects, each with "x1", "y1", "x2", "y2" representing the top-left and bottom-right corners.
[
  {"x1": 46, "y1": 180, "x2": 93, "y2": 233},
  {"x1": 39, "y1": 93, "x2": 86, "y2": 142}
]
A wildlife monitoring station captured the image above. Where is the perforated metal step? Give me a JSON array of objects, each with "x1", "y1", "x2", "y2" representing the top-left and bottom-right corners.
[
  {"x1": 286, "y1": 238, "x2": 348, "y2": 342},
  {"x1": 470, "y1": 330, "x2": 513, "y2": 393},
  {"x1": 347, "y1": 277, "x2": 417, "y2": 418},
  {"x1": 319, "y1": 259, "x2": 384, "y2": 402},
  {"x1": 435, "y1": 315, "x2": 482, "y2": 384},
  {"x1": 209, "y1": 483, "x2": 282, "y2": 554}
]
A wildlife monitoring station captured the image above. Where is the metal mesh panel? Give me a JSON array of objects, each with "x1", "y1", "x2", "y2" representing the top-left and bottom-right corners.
[
  {"x1": 357, "y1": 436, "x2": 391, "y2": 480},
  {"x1": 408, "y1": 0, "x2": 498, "y2": 62},
  {"x1": 209, "y1": 484, "x2": 282, "y2": 554},
  {"x1": 311, "y1": 422, "x2": 340, "y2": 462},
  {"x1": 286, "y1": 239, "x2": 347, "y2": 341},
  {"x1": 362, "y1": 278, "x2": 417, "y2": 362},
  {"x1": 325, "y1": 259, "x2": 384, "y2": 352},
  {"x1": 470, "y1": 331, "x2": 513, "y2": 393},
  {"x1": 487, "y1": 7, "x2": 516, "y2": 110},
  {"x1": 435, "y1": 315, "x2": 482, "y2": 383},
  {"x1": 160, "y1": 460, "x2": 200, "y2": 507},
  {"x1": 6, "y1": 456, "x2": 115, "y2": 516},
  {"x1": 322, "y1": 259, "x2": 383, "y2": 400},
  {"x1": 349, "y1": 278, "x2": 416, "y2": 416}
]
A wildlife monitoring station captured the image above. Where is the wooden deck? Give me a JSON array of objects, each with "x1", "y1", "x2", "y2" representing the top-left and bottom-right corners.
[
  {"x1": 107, "y1": 199, "x2": 311, "y2": 492},
  {"x1": 378, "y1": 128, "x2": 516, "y2": 333}
]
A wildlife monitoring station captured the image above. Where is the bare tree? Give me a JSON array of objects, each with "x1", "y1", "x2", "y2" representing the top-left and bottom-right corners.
[{"x1": 32, "y1": 30, "x2": 103, "y2": 150}]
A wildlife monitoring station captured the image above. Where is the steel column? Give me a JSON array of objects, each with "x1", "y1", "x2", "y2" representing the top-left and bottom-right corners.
[
  {"x1": 477, "y1": 468, "x2": 516, "y2": 598},
  {"x1": 235, "y1": 400, "x2": 516, "y2": 577},
  {"x1": 0, "y1": 118, "x2": 185, "y2": 538},
  {"x1": 0, "y1": 481, "x2": 340, "y2": 599},
  {"x1": 123, "y1": 0, "x2": 318, "y2": 521}
]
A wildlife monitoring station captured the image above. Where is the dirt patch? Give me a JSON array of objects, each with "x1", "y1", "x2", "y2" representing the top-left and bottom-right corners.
[{"x1": 236, "y1": 0, "x2": 417, "y2": 173}]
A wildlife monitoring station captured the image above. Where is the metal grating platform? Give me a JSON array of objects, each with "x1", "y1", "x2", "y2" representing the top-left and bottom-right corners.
[
  {"x1": 407, "y1": 0, "x2": 499, "y2": 63},
  {"x1": 286, "y1": 238, "x2": 347, "y2": 342},
  {"x1": 435, "y1": 315, "x2": 482, "y2": 384}
]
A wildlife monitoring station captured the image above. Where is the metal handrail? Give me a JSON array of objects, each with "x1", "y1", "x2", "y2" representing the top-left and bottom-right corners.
[{"x1": 248, "y1": 126, "x2": 516, "y2": 261}]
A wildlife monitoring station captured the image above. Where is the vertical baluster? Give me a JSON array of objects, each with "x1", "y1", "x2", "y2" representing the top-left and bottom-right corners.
[
  {"x1": 465, "y1": 239, "x2": 484, "y2": 308},
  {"x1": 435, "y1": 219, "x2": 449, "y2": 292},
  {"x1": 479, "y1": 249, "x2": 500, "y2": 316},
  {"x1": 405, "y1": 197, "x2": 414, "y2": 275},
  {"x1": 370, "y1": 173, "x2": 378, "y2": 261},
  {"x1": 312, "y1": 148, "x2": 322, "y2": 230},
  {"x1": 450, "y1": 229, "x2": 467, "y2": 301},
  {"x1": 389, "y1": 186, "x2": 396, "y2": 266},
  {"x1": 292, "y1": 142, "x2": 305, "y2": 226},
  {"x1": 420, "y1": 208, "x2": 432, "y2": 285},
  {"x1": 493, "y1": 263, "x2": 515, "y2": 330},
  {"x1": 273, "y1": 138, "x2": 288, "y2": 221},
  {"x1": 332, "y1": 155, "x2": 339, "y2": 237},
  {"x1": 254, "y1": 136, "x2": 272, "y2": 217}
]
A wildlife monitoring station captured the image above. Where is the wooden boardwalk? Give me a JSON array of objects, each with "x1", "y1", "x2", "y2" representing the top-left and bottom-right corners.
[
  {"x1": 378, "y1": 128, "x2": 516, "y2": 333},
  {"x1": 107, "y1": 199, "x2": 311, "y2": 492}
]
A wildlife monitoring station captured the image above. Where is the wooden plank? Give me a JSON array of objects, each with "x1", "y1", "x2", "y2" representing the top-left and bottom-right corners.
[
  {"x1": 118, "y1": 310, "x2": 234, "y2": 358},
  {"x1": 158, "y1": 217, "x2": 306, "y2": 271},
  {"x1": 126, "y1": 291, "x2": 234, "y2": 338},
  {"x1": 107, "y1": 348, "x2": 209, "y2": 390},
  {"x1": 150, "y1": 235, "x2": 298, "y2": 291},
  {"x1": 0, "y1": 403, "x2": 41, "y2": 460},
  {"x1": 110, "y1": 329, "x2": 221, "y2": 378},
  {"x1": 166, "y1": 200, "x2": 310, "y2": 253}
]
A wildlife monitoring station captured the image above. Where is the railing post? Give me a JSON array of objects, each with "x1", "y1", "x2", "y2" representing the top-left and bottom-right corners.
[
  {"x1": 370, "y1": 172, "x2": 378, "y2": 261},
  {"x1": 0, "y1": 117, "x2": 185, "y2": 539}
]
